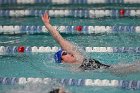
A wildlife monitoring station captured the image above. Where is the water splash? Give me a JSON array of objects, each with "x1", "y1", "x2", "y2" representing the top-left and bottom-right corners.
[
  {"x1": 109, "y1": 61, "x2": 140, "y2": 76},
  {"x1": 4, "y1": 81, "x2": 67, "y2": 93}
]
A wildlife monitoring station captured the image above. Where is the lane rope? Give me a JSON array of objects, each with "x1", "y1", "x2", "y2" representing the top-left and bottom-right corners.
[
  {"x1": 0, "y1": 9, "x2": 140, "y2": 18},
  {"x1": 0, "y1": 0, "x2": 140, "y2": 4},
  {"x1": 0, "y1": 46, "x2": 140, "y2": 55},
  {"x1": 0, "y1": 25, "x2": 140, "y2": 34},
  {"x1": 0, "y1": 77, "x2": 139, "y2": 90}
]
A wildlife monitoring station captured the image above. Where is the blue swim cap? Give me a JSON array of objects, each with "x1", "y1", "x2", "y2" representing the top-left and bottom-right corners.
[{"x1": 54, "y1": 50, "x2": 63, "y2": 63}]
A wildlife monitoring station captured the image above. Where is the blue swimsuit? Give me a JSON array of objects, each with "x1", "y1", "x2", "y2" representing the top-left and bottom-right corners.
[{"x1": 79, "y1": 59, "x2": 110, "y2": 70}]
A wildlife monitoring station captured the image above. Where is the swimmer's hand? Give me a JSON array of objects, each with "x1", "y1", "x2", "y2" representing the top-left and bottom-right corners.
[{"x1": 42, "y1": 13, "x2": 50, "y2": 24}]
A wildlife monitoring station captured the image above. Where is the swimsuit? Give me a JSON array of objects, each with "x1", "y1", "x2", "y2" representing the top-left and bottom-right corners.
[{"x1": 79, "y1": 59, "x2": 110, "y2": 70}]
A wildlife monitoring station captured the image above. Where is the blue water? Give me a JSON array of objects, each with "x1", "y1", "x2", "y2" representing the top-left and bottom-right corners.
[
  {"x1": 0, "y1": 33, "x2": 140, "y2": 47},
  {"x1": 0, "y1": 33, "x2": 140, "y2": 93}
]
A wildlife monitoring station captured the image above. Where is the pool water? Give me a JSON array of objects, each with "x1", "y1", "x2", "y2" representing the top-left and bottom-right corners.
[
  {"x1": 0, "y1": 33, "x2": 140, "y2": 93},
  {"x1": 0, "y1": 3, "x2": 140, "y2": 93}
]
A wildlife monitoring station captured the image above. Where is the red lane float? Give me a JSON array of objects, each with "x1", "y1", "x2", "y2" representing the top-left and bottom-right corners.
[
  {"x1": 18, "y1": 46, "x2": 25, "y2": 53},
  {"x1": 75, "y1": 26, "x2": 83, "y2": 32},
  {"x1": 119, "y1": 9, "x2": 125, "y2": 16}
]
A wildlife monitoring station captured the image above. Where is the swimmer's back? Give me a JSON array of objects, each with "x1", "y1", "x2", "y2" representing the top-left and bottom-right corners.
[{"x1": 79, "y1": 59, "x2": 110, "y2": 70}]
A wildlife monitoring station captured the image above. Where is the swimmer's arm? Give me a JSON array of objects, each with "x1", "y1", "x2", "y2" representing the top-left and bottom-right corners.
[{"x1": 42, "y1": 13, "x2": 84, "y2": 58}]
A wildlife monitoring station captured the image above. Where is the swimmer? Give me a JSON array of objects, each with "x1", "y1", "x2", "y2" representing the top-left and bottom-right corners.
[{"x1": 42, "y1": 13, "x2": 110, "y2": 71}]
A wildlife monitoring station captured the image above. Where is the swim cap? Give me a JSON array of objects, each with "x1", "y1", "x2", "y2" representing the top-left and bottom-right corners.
[{"x1": 54, "y1": 50, "x2": 63, "y2": 63}]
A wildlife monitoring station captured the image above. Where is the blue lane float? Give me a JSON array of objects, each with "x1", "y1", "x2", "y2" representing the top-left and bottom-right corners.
[
  {"x1": 119, "y1": 80, "x2": 140, "y2": 90},
  {"x1": 0, "y1": 77, "x2": 19, "y2": 85},
  {"x1": 0, "y1": 25, "x2": 140, "y2": 34},
  {"x1": 113, "y1": 47, "x2": 140, "y2": 53}
]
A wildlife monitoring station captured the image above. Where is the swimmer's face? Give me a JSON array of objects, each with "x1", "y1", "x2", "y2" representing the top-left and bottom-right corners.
[{"x1": 61, "y1": 51, "x2": 76, "y2": 63}]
